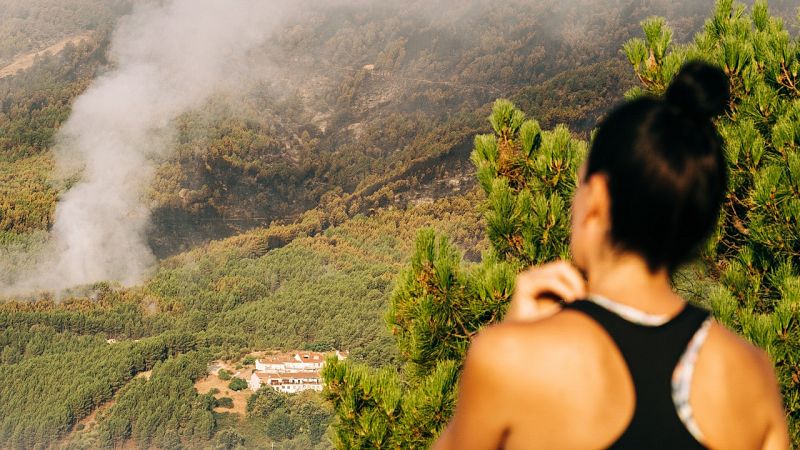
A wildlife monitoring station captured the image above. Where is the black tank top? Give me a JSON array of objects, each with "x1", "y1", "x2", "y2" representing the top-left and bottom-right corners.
[{"x1": 562, "y1": 300, "x2": 710, "y2": 450}]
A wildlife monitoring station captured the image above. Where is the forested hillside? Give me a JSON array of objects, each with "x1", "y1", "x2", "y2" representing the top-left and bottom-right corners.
[
  {"x1": 0, "y1": 0, "x2": 798, "y2": 448},
  {"x1": 2, "y1": 0, "x2": 721, "y2": 258},
  {"x1": 0, "y1": 0, "x2": 129, "y2": 66}
]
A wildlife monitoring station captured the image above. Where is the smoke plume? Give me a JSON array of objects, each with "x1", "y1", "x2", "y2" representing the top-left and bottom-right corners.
[{"x1": 2, "y1": 0, "x2": 285, "y2": 295}]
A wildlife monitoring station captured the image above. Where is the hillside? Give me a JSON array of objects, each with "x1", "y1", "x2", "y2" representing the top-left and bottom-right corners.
[
  {"x1": 0, "y1": 193, "x2": 486, "y2": 448},
  {"x1": 0, "y1": 0, "x2": 129, "y2": 66},
  {"x1": 1, "y1": 0, "x2": 721, "y2": 259},
  {"x1": 0, "y1": 0, "x2": 798, "y2": 448},
  {"x1": 0, "y1": 32, "x2": 94, "y2": 80}
]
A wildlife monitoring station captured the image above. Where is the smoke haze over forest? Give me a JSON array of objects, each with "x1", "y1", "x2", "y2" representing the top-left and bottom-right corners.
[
  {"x1": 0, "y1": 0, "x2": 799, "y2": 448},
  {"x1": 1, "y1": 0, "x2": 295, "y2": 293},
  {"x1": 0, "y1": 0, "x2": 735, "y2": 295}
]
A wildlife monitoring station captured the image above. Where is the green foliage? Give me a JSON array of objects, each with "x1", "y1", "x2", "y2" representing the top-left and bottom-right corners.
[
  {"x1": 96, "y1": 351, "x2": 215, "y2": 449},
  {"x1": 249, "y1": 388, "x2": 332, "y2": 445},
  {"x1": 265, "y1": 410, "x2": 299, "y2": 442},
  {"x1": 474, "y1": 100, "x2": 586, "y2": 266},
  {"x1": 0, "y1": 333, "x2": 191, "y2": 448},
  {"x1": 247, "y1": 388, "x2": 287, "y2": 418},
  {"x1": 323, "y1": 357, "x2": 458, "y2": 448},
  {"x1": 228, "y1": 377, "x2": 247, "y2": 392},
  {"x1": 215, "y1": 397, "x2": 234, "y2": 409},
  {"x1": 326, "y1": 3, "x2": 800, "y2": 447},
  {"x1": 386, "y1": 229, "x2": 513, "y2": 378},
  {"x1": 217, "y1": 369, "x2": 232, "y2": 381},
  {"x1": 624, "y1": 0, "x2": 800, "y2": 441},
  {"x1": 214, "y1": 428, "x2": 245, "y2": 450}
]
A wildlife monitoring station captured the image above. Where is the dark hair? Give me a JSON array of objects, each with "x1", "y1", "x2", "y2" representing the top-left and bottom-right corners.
[{"x1": 585, "y1": 61, "x2": 730, "y2": 272}]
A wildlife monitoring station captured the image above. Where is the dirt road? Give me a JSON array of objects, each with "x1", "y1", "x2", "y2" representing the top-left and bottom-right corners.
[{"x1": 0, "y1": 32, "x2": 94, "y2": 79}]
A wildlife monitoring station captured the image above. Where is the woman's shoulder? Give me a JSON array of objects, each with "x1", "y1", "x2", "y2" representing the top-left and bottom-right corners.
[
  {"x1": 467, "y1": 310, "x2": 621, "y2": 394},
  {"x1": 687, "y1": 320, "x2": 788, "y2": 450},
  {"x1": 463, "y1": 311, "x2": 635, "y2": 447},
  {"x1": 695, "y1": 321, "x2": 777, "y2": 409},
  {"x1": 698, "y1": 320, "x2": 780, "y2": 406}
]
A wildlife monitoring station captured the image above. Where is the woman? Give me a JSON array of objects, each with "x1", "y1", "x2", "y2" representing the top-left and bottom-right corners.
[{"x1": 434, "y1": 62, "x2": 789, "y2": 450}]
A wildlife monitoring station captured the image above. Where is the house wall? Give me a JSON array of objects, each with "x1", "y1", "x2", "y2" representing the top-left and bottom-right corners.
[{"x1": 248, "y1": 373, "x2": 263, "y2": 392}]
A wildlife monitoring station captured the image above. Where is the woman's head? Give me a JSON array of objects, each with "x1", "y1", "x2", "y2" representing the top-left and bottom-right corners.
[{"x1": 570, "y1": 61, "x2": 730, "y2": 274}]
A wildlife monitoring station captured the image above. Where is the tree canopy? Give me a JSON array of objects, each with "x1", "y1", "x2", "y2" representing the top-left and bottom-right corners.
[{"x1": 323, "y1": 0, "x2": 800, "y2": 446}]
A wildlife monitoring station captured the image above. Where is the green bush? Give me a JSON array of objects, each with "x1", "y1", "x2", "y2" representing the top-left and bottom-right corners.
[
  {"x1": 265, "y1": 409, "x2": 299, "y2": 442},
  {"x1": 215, "y1": 397, "x2": 234, "y2": 409},
  {"x1": 247, "y1": 387, "x2": 287, "y2": 418},
  {"x1": 214, "y1": 428, "x2": 245, "y2": 450},
  {"x1": 228, "y1": 377, "x2": 247, "y2": 392}
]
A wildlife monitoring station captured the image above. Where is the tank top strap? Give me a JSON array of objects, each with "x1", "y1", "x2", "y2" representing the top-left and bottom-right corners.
[{"x1": 561, "y1": 298, "x2": 710, "y2": 449}]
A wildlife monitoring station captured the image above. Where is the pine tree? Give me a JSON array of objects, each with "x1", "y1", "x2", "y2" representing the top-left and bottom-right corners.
[
  {"x1": 623, "y1": 0, "x2": 800, "y2": 441},
  {"x1": 322, "y1": 101, "x2": 584, "y2": 448},
  {"x1": 323, "y1": 0, "x2": 800, "y2": 446}
]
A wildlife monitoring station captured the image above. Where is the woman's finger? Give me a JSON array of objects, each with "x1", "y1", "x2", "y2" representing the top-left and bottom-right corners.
[
  {"x1": 513, "y1": 275, "x2": 581, "y2": 304},
  {"x1": 550, "y1": 263, "x2": 587, "y2": 302}
]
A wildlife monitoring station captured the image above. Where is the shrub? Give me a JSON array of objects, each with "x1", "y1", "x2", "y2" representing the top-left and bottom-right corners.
[{"x1": 228, "y1": 377, "x2": 247, "y2": 391}]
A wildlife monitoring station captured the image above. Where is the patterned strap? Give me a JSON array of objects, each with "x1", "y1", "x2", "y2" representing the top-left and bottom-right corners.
[
  {"x1": 586, "y1": 294, "x2": 673, "y2": 326},
  {"x1": 671, "y1": 317, "x2": 713, "y2": 444}
]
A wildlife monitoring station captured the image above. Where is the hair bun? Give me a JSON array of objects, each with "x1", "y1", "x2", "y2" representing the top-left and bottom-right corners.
[{"x1": 664, "y1": 61, "x2": 730, "y2": 121}]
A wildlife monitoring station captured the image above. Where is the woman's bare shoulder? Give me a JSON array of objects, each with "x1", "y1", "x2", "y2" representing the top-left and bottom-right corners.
[
  {"x1": 468, "y1": 310, "x2": 619, "y2": 392},
  {"x1": 701, "y1": 320, "x2": 778, "y2": 386},
  {"x1": 463, "y1": 311, "x2": 633, "y2": 447},
  {"x1": 692, "y1": 320, "x2": 788, "y2": 450}
]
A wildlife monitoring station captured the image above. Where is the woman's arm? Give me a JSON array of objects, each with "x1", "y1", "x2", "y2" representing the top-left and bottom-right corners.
[
  {"x1": 758, "y1": 352, "x2": 790, "y2": 450},
  {"x1": 433, "y1": 331, "x2": 510, "y2": 450}
]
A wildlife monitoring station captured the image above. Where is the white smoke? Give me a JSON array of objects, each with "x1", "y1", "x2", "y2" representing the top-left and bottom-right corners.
[{"x1": 2, "y1": 0, "x2": 287, "y2": 295}]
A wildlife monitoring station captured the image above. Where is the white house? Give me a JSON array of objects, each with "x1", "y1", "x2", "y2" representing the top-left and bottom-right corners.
[
  {"x1": 254, "y1": 352, "x2": 328, "y2": 373},
  {"x1": 249, "y1": 350, "x2": 348, "y2": 393},
  {"x1": 249, "y1": 371, "x2": 323, "y2": 393}
]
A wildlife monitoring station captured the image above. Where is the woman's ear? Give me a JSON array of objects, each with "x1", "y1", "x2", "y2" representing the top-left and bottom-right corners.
[{"x1": 583, "y1": 173, "x2": 611, "y2": 230}]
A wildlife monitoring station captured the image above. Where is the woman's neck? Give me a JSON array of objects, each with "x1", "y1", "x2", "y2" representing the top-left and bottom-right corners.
[{"x1": 586, "y1": 253, "x2": 685, "y2": 316}]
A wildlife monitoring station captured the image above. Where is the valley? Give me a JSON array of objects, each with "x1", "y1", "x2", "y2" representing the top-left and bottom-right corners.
[{"x1": 0, "y1": 0, "x2": 798, "y2": 448}]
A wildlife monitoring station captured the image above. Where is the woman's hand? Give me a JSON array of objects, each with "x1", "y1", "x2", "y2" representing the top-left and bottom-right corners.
[{"x1": 505, "y1": 261, "x2": 587, "y2": 322}]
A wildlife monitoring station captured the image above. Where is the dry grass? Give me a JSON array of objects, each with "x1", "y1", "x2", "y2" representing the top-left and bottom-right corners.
[{"x1": 195, "y1": 361, "x2": 253, "y2": 416}]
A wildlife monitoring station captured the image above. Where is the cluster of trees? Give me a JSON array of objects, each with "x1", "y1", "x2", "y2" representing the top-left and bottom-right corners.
[
  {"x1": 324, "y1": 1, "x2": 800, "y2": 446},
  {"x1": 247, "y1": 388, "x2": 331, "y2": 447},
  {"x1": 0, "y1": 32, "x2": 110, "y2": 238},
  {"x1": 0, "y1": 324, "x2": 105, "y2": 365},
  {"x1": 147, "y1": 193, "x2": 484, "y2": 368},
  {"x1": 91, "y1": 351, "x2": 215, "y2": 449},
  {"x1": 0, "y1": 288, "x2": 173, "y2": 339},
  {"x1": 0, "y1": 29, "x2": 109, "y2": 162},
  {"x1": 0, "y1": 332, "x2": 195, "y2": 448}
]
